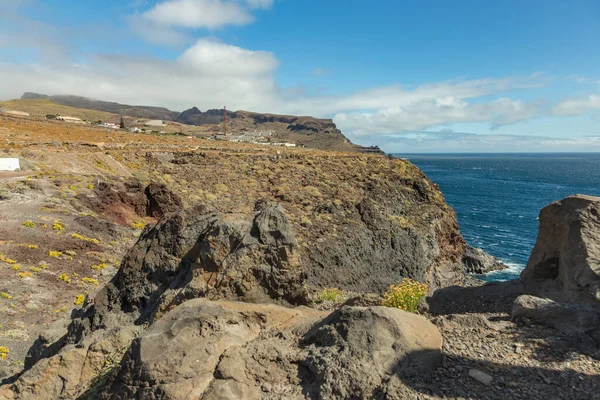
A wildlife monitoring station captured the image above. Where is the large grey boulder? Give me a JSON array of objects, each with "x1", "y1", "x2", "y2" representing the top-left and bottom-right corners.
[
  {"x1": 301, "y1": 306, "x2": 442, "y2": 399},
  {"x1": 93, "y1": 300, "x2": 441, "y2": 400},
  {"x1": 520, "y1": 195, "x2": 600, "y2": 304}
]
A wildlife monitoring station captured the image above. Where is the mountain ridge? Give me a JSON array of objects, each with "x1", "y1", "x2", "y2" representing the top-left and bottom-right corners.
[{"x1": 18, "y1": 92, "x2": 383, "y2": 153}]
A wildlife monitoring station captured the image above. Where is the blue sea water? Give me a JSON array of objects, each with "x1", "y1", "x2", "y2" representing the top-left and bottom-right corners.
[{"x1": 395, "y1": 153, "x2": 600, "y2": 281}]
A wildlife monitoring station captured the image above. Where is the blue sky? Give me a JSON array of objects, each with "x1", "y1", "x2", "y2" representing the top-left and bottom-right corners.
[{"x1": 1, "y1": 0, "x2": 599, "y2": 152}]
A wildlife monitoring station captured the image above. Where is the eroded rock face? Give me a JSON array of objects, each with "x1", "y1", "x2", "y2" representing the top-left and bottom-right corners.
[
  {"x1": 82, "y1": 201, "x2": 301, "y2": 334},
  {"x1": 94, "y1": 300, "x2": 441, "y2": 400},
  {"x1": 520, "y1": 195, "x2": 600, "y2": 304},
  {"x1": 76, "y1": 180, "x2": 183, "y2": 225}
]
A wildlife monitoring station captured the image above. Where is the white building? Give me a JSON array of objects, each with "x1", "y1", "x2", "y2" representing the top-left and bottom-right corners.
[
  {"x1": 0, "y1": 158, "x2": 20, "y2": 171},
  {"x1": 99, "y1": 123, "x2": 119, "y2": 129},
  {"x1": 144, "y1": 120, "x2": 165, "y2": 127},
  {"x1": 56, "y1": 116, "x2": 84, "y2": 123},
  {"x1": 1, "y1": 110, "x2": 30, "y2": 117}
]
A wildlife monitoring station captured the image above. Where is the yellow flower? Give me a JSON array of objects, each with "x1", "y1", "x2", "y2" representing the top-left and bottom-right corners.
[{"x1": 381, "y1": 278, "x2": 427, "y2": 313}]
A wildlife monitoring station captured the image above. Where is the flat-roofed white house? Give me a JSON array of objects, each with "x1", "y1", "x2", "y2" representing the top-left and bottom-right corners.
[
  {"x1": 144, "y1": 120, "x2": 166, "y2": 127},
  {"x1": 1, "y1": 110, "x2": 30, "y2": 117}
]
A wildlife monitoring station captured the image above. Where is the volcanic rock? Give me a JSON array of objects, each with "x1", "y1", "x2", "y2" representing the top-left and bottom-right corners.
[
  {"x1": 462, "y1": 245, "x2": 508, "y2": 274},
  {"x1": 520, "y1": 194, "x2": 600, "y2": 304}
]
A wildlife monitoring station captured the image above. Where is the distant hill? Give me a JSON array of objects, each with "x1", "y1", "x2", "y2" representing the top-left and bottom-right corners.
[
  {"x1": 16, "y1": 93, "x2": 383, "y2": 154},
  {"x1": 21, "y1": 93, "x2": 179, "y2": 121},
  {"x1": 1, "y1": 98, "x2": 118, "y2": 122}
]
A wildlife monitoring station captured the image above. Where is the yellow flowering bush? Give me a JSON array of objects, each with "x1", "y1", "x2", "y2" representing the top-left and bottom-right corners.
[
  {"x1": 72, "y1": 233, "x2": 100, "y2": 244},
  {"x1": 0, "y1": 253, "x2": 17, "y2": 264},
  {"x1": 52, "y1": 220, "x2": 65, "y2": 234},
  {"x1": 0, "y1": 346, "x2": 8, "y2": 359},
  {"x1": 22, "y1": 220, "x2": 36, "y2": 228},
  {"x1": 74, "y1": 294, "x2": 85, "y2": 306},
  {"x1": 131, "y1": 221, "x2": 147, "y2": 230},
  {"x1": 381, "y1": 278, "x2": 427, "y2": 313},
  {"x1": 58, "y1": 273, "x2": 71, "y2": 283},
  {"x1": 81, "y1": 277, "x2": 98, "y2": 285},
  {"x1": 48, "y1": 250, "x2": 63, "y2": 258},
  {"x1": 0, "y1": 292, "x2": 13, "y2": 299},
  {"x1": 91, "y1": 263, "x2": 109, "y2": 271}
]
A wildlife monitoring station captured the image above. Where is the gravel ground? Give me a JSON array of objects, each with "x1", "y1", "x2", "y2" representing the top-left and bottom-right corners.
[{"x1": 397, "y1": 312, "x2": 600, "y2": 400}]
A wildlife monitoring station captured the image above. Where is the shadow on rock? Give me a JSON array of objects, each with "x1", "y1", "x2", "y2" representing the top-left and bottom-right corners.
[{"x1": 427, "y1": 280, "x2": 524, "y2": 315}]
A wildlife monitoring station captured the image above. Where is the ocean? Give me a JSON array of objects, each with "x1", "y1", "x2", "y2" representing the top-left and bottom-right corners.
[{"x1": 395, "y1": 153, "x2": 600, "y2": 281}]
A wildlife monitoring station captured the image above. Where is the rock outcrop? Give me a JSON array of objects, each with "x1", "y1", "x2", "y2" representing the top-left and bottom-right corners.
[
  {"x1": 0, "y1": 199, "x2": 452, "y2": 399},
  {"x1": 520, "y1": 195, "x2": 600, "y2": 304},
  {"x1": 76, "y1": 180, "x2": 182, "y2": 224},
  {"x1": 512, "y1": 295, "x2": 600, "y2": 349},
  {"x1": 462, "y1": 245, "x2": 508, "y2": 275},
  {"x1": 1, "y1": 301, "x2": 442, "y2": 400}
]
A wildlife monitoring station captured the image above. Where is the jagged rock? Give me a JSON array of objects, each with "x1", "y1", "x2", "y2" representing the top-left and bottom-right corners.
[
  {"x1": 520, "y1": 195, "x2": 600, "y2": 304},
  {"x1": 95, "y1": 299, "x2": 324, "y2": 399},
  {"x1": 512, "y1": 295, "x2": 600, "y2": 346},
  {"x1": 462, "y1": 245, "x2": 508, "y2": 274},
  {"x1": 81, "y1": 201, "x2": 302, "y2": 334}
]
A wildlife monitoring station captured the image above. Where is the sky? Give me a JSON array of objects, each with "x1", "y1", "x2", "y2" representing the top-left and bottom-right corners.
[{"x1": 0, "y1": 0, "x2": 599, "y2": 152}]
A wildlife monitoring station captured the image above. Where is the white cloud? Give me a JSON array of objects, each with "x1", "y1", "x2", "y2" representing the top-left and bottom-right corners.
[
  {"x1": 0, "y1": 39, "x2": 280, "y2": 112},
  {"x1": 131, "y1": 0, "x2": 274, "y2": 45},
  {"x1": 141, "y1": 0, "x2": 253, "y2": 30},
  {"x1": 552, "y1": 94, "x2": 600, "y2": 116},
  {"x1": 332, "y1": 97, "x2": 539, "y2": 135}
]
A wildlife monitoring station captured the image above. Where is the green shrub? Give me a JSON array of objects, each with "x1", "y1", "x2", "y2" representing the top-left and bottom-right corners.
[{"x1": 317, "y1": 288, "x2": 344, "y2": 303}]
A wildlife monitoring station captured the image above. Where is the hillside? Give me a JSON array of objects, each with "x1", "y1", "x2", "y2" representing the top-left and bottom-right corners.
[
  {"x1": 21, "y1": 93, "x2": 179, "y2": 121},
  {"x1": 0, "y1": 99, "x2": 117, "y2": 122},
  {"x1": 16, "y1": 93, "x2": 383, "y2": 153}
]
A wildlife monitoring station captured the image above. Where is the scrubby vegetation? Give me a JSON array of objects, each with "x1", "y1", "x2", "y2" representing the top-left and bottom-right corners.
[
  {"x1": 317, "y1": 288, "x2": 345, "y2": 303},
  {"x1": 381, "y1": 278, "x2": 427, "y2": 313}
]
